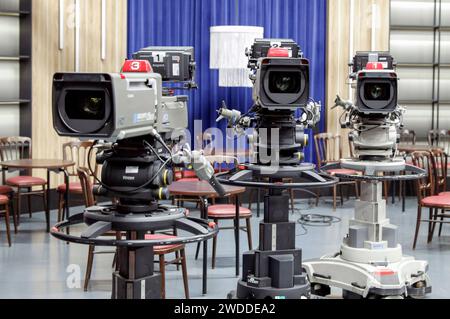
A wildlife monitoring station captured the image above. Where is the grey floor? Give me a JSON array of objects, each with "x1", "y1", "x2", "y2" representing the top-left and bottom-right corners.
[{"x1": 1, "y1": 196, "x2": 449, "y2": 299}]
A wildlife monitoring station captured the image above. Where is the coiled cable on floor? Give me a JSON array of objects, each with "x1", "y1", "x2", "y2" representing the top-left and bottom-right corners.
[
  {"x1": 293, "y1": 205, "x2": 342, "y2": 237},
  {"x1": 297, "y1": 214, "x2": 342, "y2": 227}
]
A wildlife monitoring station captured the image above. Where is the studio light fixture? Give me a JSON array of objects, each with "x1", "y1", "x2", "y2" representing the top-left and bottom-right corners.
[{"x1": 210, "y1": 25, "x2": 264, "y2": 87}]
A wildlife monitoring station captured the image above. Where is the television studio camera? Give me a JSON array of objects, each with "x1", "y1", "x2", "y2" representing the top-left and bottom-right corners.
[
  {"x1": 51, "y1": 47, "x2": 225, "y2": 299},
  {"x1": 303, "y1": 52, "x2": 432, "y2": 299},
  {"x1": 217, "y1": 39, "x2": 337, "y2": 299}
]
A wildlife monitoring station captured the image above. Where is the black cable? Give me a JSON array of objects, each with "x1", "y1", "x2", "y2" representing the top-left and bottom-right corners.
[
  {"x1": 143, "y1": 140, "x2": 164, "y2": 162},
  {"x1": 297, "y1": 214, "x2": 341, "y2": 227}
]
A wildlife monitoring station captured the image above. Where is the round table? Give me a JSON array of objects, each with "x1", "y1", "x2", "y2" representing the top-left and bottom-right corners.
[
  {"x1": 168, "y1": 180, "x2": 246, "y2": 295},
  {"x1": 0, "y1": 159, "x2": 75, "y2": 233}
]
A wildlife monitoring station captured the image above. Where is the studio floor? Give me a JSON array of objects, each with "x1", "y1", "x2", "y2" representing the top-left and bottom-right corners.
[{"x1": 1, "y1": 197, "x2": 449, "y2": 299}]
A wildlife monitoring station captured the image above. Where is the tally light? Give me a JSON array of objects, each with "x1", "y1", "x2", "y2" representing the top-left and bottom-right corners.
[{"x1": 210, "y1": 25, "x2": 264, "y2": 87}]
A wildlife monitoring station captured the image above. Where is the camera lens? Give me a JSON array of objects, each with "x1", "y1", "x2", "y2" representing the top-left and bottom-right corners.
[
  {"x1": 364, "y1": 82, "x2": 390, "y2": 101},
  {"x1": 65, "y1": 90, "x2": 106, "y2": 120},
  {"x1": 269, "y1": 72, "x2": 301, "y2": 94}
]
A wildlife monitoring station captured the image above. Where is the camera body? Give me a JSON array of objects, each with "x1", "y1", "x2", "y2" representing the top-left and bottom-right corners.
[
  {"x1": 248, "y1": 39, "x2": 310, "y2": 111},
  {"x1": 132, "y1": 46, "x2": 196, "y2": 88},
  {"x1": 53, "y1": 62, "x2": 188, "y2": 143},
  {"x1": 337, "y1": 52, "x2": 403, "y2": 161},
  {"x1": 217, "y1": 39, "x2": 320, "y2": 168},
  {"x1": 52, "y1": 55, "x2": 193, "y2": 205},
  {"x1": 353, "y1": 52, "x2": 398, "y2": 114},
  {"x1": 252, "y1": 57, "x2": 310, "y2": 111}
]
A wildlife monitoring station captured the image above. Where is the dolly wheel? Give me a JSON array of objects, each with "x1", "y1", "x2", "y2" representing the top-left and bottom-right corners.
[
  {"x1": 227, "y1": 291, "x2": 236, "y2": 299},
  {"x1": 311, "y1": 283, "x2": 331, "y2": 297},
  {"x1": 407, "y1": 281, "x2": 428, "y2": 299}
]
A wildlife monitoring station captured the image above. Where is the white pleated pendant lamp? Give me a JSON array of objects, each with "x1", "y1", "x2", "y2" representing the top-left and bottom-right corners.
[{"x1": 210, "y1": 26, "x2": 264, "y2": 87}]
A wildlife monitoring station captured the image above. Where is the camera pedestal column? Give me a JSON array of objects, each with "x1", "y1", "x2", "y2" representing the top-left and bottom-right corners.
[
  {"x1": 235, "y1": 185, "x2": 310, "y2": 299},
  {"x1": 303, "y1": 160, "x2": 431, "y2": 299},
  {"x1": 112, "y1": 231, "x2": 162, "y2": 299}
]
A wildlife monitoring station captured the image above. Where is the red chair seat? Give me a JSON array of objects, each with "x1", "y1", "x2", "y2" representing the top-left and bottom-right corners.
[
  {"x1": 0, "y1": 195, "x2": 9, "y2": 205},
  {"x1": 208, "y1": 205, "x2": 252, "y2": 219},
  {"x1": 7, "y1": 176, "x2": 46, "y2": 187},
  {"x1": 182, "y1": 170, "x2": 198, "y2": 179},
  {"x1": 0, "y1": 185, "x2": 13, "y2": 194},
  {"x1": 421, "y1": 195, "x2": 450, "y2": 208},
  {"x1": 57, "y1": 182, "x2": 84, "y2": 193},
  {"x1": 145, "y1": 234, "x2": 184, "y2": 253},
  {"x1": 439, "y1": 192, "x2": 450, "y2": 197},
  {"x1": 177, "y1": 178, "x2": 200, "y2": 182},
  {"x1": 326, "y1": 169, "x2": 359, "y2": 176},
  {"x1": 174, "y1": 171, "x2": 183, "y2": 180}
]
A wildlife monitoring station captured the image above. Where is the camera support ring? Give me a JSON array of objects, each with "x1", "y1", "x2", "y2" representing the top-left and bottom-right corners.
[
  {"x1": 321, "y1": 161, "x2": 426, "y2": 182},
  {"x1": 51, "y1": 212, "x2": 219, "y2": 248}
]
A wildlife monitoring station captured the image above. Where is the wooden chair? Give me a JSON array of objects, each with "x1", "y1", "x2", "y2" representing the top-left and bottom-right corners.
[
  {"x1": 428, "y1": 130, "x2": 450, "y2": 154},
  {"x1": 400, "y1": 129, "x2": 417, "y2": 145},
  {"x1": 0, "y1": 195, "x2": 11, "y2": 247},
  {"x1": 145, "y1": 234, "x2": 190, "y2": 299},
  {"x1": 0, "y1": 137, "x2": 47, "y2": 230},
  {"x1": 315, "y1": 133, "x2": 359, "y2": 211},
  {"x1": 57, "y1": 141, "x2": 97, "y2": 222},
  {"x1": 412, "y1": 151, "x2": 450, "y2": 249},
  {"x1": 78, "y1": 168, "x2": 189, "y2": 298},
  {"x1": 397, "y1": 129, "x2": 418, "y2": 204},
  {"x1": 432, "y1": 148, "x2": 448, "y2": 195},
  {"x1": 205, "y1": 155, "x2": 253, "y2": 269},
  {"x1": 0, "y1": 176, "x2": 15, "y2": 234},
  {"x1": 431, "y1": 149, "x2": 450, "y2": 237}
]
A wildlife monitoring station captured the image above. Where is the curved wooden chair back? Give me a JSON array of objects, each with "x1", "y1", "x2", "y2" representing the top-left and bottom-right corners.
[
  {"x1": 0, "y1": 137, "x2": 33, "y2": 178},
  {"x1": 412, "y1": 151, "x2": 436, "y2": 201},
  {"x1": 428, "y1": 130, "x2": 450, "y2": 153},
  {"x1": 314, "y1": 133, "x2": 342, "y2": 167},
  {"x1": 62, "y1": 141, "x2": 97, "y2": 178},
  {"x1": 0, "y1": 137, "x2": 32, "y2": 161},
  {"x1": 431, "y1": 148, "x2": 448, "y2": 193},
  {"x1": 400, "y1": 129, "x2": 417, "y2": 145},
  {"x1": 77, "y1": 167, "x2": 95, "y2": 207},
  {"x1": 205, "y1": 155, "x2": 239, "y2": 173}
]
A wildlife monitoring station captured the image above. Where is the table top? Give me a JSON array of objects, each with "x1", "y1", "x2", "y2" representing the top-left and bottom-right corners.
[
  {"x1": 168, "y1": 180, "x2": 246, "y2": 197},
  {"x1": 0, "y1": 159, "x2": 75, "y2": 169}
]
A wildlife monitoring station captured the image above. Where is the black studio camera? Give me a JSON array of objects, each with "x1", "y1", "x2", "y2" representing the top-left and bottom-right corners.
[
  {"x1": 218, "y1": 39, "x2": 320, "y2": 168},
  {"x1": 352, "y1": 52, "x2": 398, "y2": 114},
  {"x1": 249, "y1": 39, "x2": 310, "y2": 111}
]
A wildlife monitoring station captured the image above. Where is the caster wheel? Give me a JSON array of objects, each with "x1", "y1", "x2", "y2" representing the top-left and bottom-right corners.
[
  {"x1": 407, "y1": 281, "x2": 428, "y2": 299},
  {"x1": 227, "y1": 291, "x2": 236, "y2": 300},
  {"x1": 342, "y1": 290, "x2": 363, "y2": 299},
  {"x1": 311, "y1": 283, "x2": 330, "y2": 297}
]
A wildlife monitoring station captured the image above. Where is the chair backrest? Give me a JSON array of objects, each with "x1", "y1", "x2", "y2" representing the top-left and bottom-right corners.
[
  {"x1": 348, "y1": 134, "x2": 355, "y2": 158},
  {"x1": 431, "y1": 148, "x2": 448, "y2": 193},
  {"x1": 77, "y1": 167, "x2": 95, "y2": 207},
  {"x1": 399, "y1": 129, "x2": 416, "y2": 145},
  {"x1": 314, "y1": 133, "x2": 342, "y2": 167},
  {"x1": 428, "y1": 130, "x2": 450, "y2": 153},
  {"x1": 0, "y1": 137, "x2": 32, "y2": 161},
  {"x1": 62, "y1": 141, "x2": 97, "y2": 178},
  {"x1": 205, "y1": 155, "x2": 239, "y2": 173},
  {"x1": 412, "y1": 151, "x2": 436, "y2": 200},
  {"x1": 0, "y1": 137, "x2": 33, "y2": 178},
  {"x1": 196, "y1": 133, "x2": 214, "y2": 153}
]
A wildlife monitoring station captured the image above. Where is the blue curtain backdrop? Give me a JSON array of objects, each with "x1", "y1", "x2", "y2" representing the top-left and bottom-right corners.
[{"x1": 127, "y1": 0, "x2": 327, "y2": 163}]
